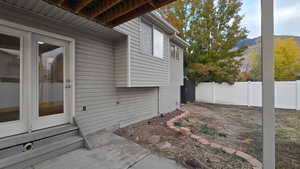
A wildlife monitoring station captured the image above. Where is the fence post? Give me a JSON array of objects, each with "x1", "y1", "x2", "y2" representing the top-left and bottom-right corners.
[
  {"x1": 296, "y1": 80, "x2": 300, "y2": 110},
  {"x1": 212, "y1": 82, "x2": 216, "y2": 104},
  {"x1": 247, "y1": 81, "x2": 251, "y2": 107}
]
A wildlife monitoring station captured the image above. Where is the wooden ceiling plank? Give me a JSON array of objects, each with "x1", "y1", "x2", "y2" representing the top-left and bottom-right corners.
[
  {"x1": 109, "y1": 0, "x2": 176, "y2": 26},
  {"x1": 109, "y1": 4, "x2": 154, "y2": 27},
  {"x1": 148, "y1": 1, "x2": 156, "y2": 8},
  {"x1": 56, "y1": 0, "x2": 65, "y2": 5},
  {"x1": 45, "y1": 0, "x2": 177, "y2": 26},
  {"x1": 152, "y1": 0, "x2": 176, "y2": 8},
  {"x1": 98, "y1": 0, "x2": 152, "y2": 23},
  {"x1": 89, "y1": 0, "x2": 122, "y2": 18},
  {"x1": 73, "y1": 0, "x2": 94, "y2": 13}
]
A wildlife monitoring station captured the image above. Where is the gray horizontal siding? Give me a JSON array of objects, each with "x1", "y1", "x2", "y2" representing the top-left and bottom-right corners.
[
  {"x1": 140, "y1": 21, "x2": 153, "y2": 55},
  {"x1": 179, "y1": 48, "x2": 184, "y2": 85},
  {"x1": 159, "y1": 85, "x2": 180, "y2": 113},
  {"x1": 116, "y1": 17, "x2": 170, "y2": 87},
  {"x1": 170, "y1": 45, "x2": 184, "y2": 86},
  {"x1": 0, "y1": 1, "x2": 158, "y2": 135},
  {"x1": 114, "y1": 36, "x2": 129, "y2": 87},
  {"x1": 159, "y1": 44, "x2": 184, "y2": 113}
]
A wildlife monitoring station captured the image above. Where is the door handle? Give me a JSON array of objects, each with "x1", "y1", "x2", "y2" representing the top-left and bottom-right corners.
[
  {"x1": 65, "y1": 79, "x2": 71, "y2": 88},
  {"x1": 65, "y1": 84, "x2": 71, "y2": 88}
]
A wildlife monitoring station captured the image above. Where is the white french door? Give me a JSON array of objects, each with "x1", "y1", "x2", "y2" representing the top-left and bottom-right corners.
[
  {"x1": 31, "y1": 34, "x2": 71, "y2": 130},
  {"x1": 0, "y1": 23, "x2": 73, "y2": 138},
  {"x1": 0, "y1": 25, "x2": 28, "y2": 138}
]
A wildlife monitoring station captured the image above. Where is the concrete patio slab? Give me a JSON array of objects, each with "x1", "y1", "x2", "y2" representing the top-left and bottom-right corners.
[
  {"x1": 30, "y1": 132, "x2": 186, "y2": 169},
  {"x1": 131, "y1": 154, "x2": 185, "y2": 169}
]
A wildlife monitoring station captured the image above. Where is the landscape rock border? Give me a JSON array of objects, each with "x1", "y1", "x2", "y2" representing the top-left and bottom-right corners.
[{"x1": 166, "y1": 108, "x2": 262, "y2": 169}]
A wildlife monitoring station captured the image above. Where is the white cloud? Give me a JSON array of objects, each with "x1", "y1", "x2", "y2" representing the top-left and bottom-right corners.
[
  {"x1": 240, "y1": 0, "x2": 261, "y2": 38},
  {"x1": 240, "y1": 0, "x2": 300, "y2": 38},
  {"x1": 275, "y1": 4, "x2": 300, "y2": 23},
  {"x1": 274, "y1": 2, "x2": 300, "y2": 36}
]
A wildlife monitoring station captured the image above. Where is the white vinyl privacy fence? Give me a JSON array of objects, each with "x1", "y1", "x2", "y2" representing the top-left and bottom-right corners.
[{"x1": 196, "y1": 81, "x2": 300, "y2": 110}]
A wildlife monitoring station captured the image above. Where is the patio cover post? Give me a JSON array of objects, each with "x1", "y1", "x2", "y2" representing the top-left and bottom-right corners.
[{"x1": 261, "y1": 0, "x2": 275, "y2": 169}]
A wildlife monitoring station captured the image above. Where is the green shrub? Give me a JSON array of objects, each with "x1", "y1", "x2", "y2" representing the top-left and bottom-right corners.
[
  {"x1": 200, "y1": 124, "x2": 227, "y2": 138},
  {"x1": 174, "y1": 121, "x2": 182, "y2": 127}
]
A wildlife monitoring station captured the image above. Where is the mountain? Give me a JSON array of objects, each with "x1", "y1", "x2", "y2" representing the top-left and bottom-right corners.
[
  {"x1": 236, "y1": 37, "x2": 259, "y2": 49},
  {"x1": 237, "y1": 36, "x2": 300, "y2": 49},
  {"x1": 238, "y1": 35, "x2": 300, "y2": 72}
]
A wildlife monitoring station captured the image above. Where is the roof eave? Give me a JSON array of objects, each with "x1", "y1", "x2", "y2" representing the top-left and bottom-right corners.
[
  {"x1": 142, "y1": 12, "x2": 179, "y2": 34},
  {"x1": 143, "y1": 12, "x2": 189, "y2": 48},
  {"x1": 170, "y1": 34, "x2": 189, "y2": 48}
]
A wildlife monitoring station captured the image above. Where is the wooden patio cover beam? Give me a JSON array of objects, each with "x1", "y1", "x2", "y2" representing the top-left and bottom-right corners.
[
  {"x1": 96, "y1": 0, "x2": 153, "y2": 23},
  {"x1": 73, "y1": 0, "x2": 94, "y2": 13},
  {"x1": 55, "y1": 0, "x2": 124, "y2": 19},
  {"x1": 109, "y1": 0, "x2": 177, "y2": 26},
  {"x1": 48, "y1": 0, "x2": 91, "y2": 15},
  {"x1": 152, "y1": 0, "x2": 176, "y2": 9},
  {"x1": 89, "y1": 0, "x2": 123, "y2": 18},
  {"x1": 56, "y1": 0, "x2": 65, "y2": 5},
  {"x1": 109, "y1": 3, "x2": 155, "y2": 27},
  {"x1": 45, "y1": 0, "x2": 177, "y2": 26}
]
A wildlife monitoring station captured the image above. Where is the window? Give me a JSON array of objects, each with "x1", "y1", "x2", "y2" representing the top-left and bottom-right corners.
[
  {"x1": 0, "y1": 33, "x2": 20, "y2": 123},
  {"x1": 175, "y1": 47, "x2": 180, "y2": 60},
  {"x1": 153, "y1": 28, "x2": 164, "y2": 58},
  {"x1": 141, "y1": 22, "x2": 153, "y2": 55},
  {"x1": 38, "y1": 43, "x2": 64, "y2": 117},
  {"x1": 171, "y1": 45, "x2": 176, "y2": 59},
  {"x1": 141, "y1": 21, "x2": 165, "y2": 58},
  {"x1": 171, "y1": 44, "x2": 180, "y2": 61}
]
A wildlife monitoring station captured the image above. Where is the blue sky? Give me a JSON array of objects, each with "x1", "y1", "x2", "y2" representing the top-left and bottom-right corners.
[{"x1": 240, "y1": 0, "x2": 300, "y2": 38}]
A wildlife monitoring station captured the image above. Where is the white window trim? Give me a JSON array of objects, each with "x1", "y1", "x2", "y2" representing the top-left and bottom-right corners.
[
  {"x1": 152, "y1": 27, "x2": 164, "y2": 59},
  {"x1": 0, "y1": 25, "x2": 28, "y2": 138}
]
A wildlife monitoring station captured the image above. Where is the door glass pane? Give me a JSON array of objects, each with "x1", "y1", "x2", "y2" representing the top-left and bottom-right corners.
[
  {"x1": 38, "y1": 42, "x2": 64, "y2": 117},
  {"x1": 153, "y1": 28, "x2": 164, "y2": 58},
  {"x1": 0, "y1": 33, "x2": 20, "y2": 122}
]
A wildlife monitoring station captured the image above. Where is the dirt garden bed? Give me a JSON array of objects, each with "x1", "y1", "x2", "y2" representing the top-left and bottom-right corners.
[
  {"x1": 180, "y1": 103, "x2": 300, "y2": 169},
  {"x1": 115, "y1": 103, "x2": 300, "y2": 169},
  {"x1": 115, "y1": 110, "x2": 253, "y2": 169}
]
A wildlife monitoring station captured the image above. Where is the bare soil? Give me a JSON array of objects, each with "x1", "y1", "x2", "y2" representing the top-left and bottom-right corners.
[
  {"x1": 116, "y1": 103, "x2": 300, "y2": 169},
  {"x1": 181, "y1": 103, "x2": 300, "y2": 169},
  {"x1": 115, "y1": 111, "x2": 252, "y2": 169}
]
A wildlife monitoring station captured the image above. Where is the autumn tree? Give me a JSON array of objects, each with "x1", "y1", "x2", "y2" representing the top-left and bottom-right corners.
[
  {"x1": 249, "y1": 47, "x2": 261, "y2": 81},
  {"x1": 274, "y1": 38, "x2": 300, "y2": 80},
  {"x1": 159, "y1": 0, "x2": 200, "y2": 64},
  {"x1": 160, "y1": 0, "x2": 248, "y2": 84},
  {"x1": 250, "y1": 37, "x2": 300, "y2": 81}
]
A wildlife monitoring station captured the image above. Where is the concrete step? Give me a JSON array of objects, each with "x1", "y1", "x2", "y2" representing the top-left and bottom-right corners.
[
  {"x1": 0, "y1": 124, "x2": 79, "y2": 150},
  {"x1": 0, "y1": 136, "x2": 84, "y2": 169},
  {"x1": 0, "y1": 129, "x2": 80, "y2": 159}
]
